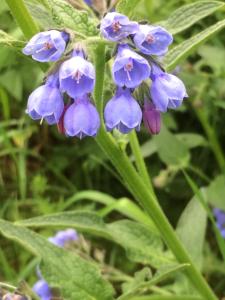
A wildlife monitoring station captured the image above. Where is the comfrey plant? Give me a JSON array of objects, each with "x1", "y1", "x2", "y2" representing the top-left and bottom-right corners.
[
  {"x1": 23, "y1": 12, "x2": 187, "y2": 137},
  {"x1": 1, "y1": 1, "x2": 223, "y2": 300}
]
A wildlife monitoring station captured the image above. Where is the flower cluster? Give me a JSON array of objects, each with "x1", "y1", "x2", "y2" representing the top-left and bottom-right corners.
[
  {"x1": 23, "y1": 31, "x2": 100, "y2": 139},
  {"x1": 33, "y1": 229, "x2": 77, "y2": 300},
  {"x1": 22, "y1": 11, "x2": 187, "y2": 138},
  {"x1": 214, "y1": 208, "x2": 225, "y2": 238},
  {"x1": 101, "y1": 12, "x2": 187, "y2": 134}
]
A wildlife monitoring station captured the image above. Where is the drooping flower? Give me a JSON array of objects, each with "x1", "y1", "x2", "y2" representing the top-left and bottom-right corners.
[
  {"x1": 33, "y1": 279, "x2": 52, "y2": 300},
  {"x1": 214, "y1": 208, "x2": 225, "y2": 238},
  {"x1": 143, "y1": 102, "x2": 161, "y2": 135},
  {"x1": 150, "y1": 63, "x2": 188, "y2": 112},
  {"x1": 26, "y1": 73, "x2": 64, "y2": 125},
  {"x1": 133, "y1": 25, "x2": 173, "y2": 56},
  {"x1": 104, "y1": 88, "x2": 142, "y2": 133},
  {"x1": 113, "y1": 44, "x2": 151, "y2": 88},
  {"x1": 100, "y1": 12, "x2": 139, "y2": 42},
  {"x1": 48, "y1": 228, "x2": 78, "y2": 247},
  {"x1": 22, "y1": 30, "x2": 69, "y2": 62},
  {"x1": 59, "y1": 51, "x2": 95, "y2": 98},
  {"x1": 63, "y1": 96, "x2": 100, "y2": 138}
]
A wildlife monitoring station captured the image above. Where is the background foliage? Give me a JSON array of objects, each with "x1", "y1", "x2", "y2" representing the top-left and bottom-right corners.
[{"x1": 0, "y1": 0, "x2": 225, "y2": 299}]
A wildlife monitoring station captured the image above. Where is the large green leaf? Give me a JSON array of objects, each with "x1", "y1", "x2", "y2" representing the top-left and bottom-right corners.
[
  {"x1": 176, "y1": 197, "x2": 207, "y2": 269},
  {"x1": 153, "y1": 126, "x2": 190, "y2": 167},
  {"x1": 159, "y1": 1, "x2": 225, "y2": 34},
  {"x1": 0, "y1": 219, "x2": 115, "y2": 300},
  {"x1": 25, "y1": 0, "x2": 98, "y2": 37},
  {"x1": 17, "y1": 212, "x2": 175, "y2": 268},
  {"x1": 164, "y1": 18, "x2": 225, "y2": 71},
  {"x1": 47, "y1": 0, "x2": 98, "y2": 37},
  {"x1": 206, "y1": 175, "x2": 225, "y2": 210},
  {"x1": 116, "y1": 0, "x2": 140, "y2": 18}
]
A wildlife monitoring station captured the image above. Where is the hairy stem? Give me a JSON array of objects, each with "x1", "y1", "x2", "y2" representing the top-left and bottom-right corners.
[
  {"x1": 94, "y1": 44, "x2": 217, "y2": 300},
  {"x1": 129, "y1": 131, "x2": 154, "y2": 193},
  {"x1": 5, "y1": 0, "x2": 39, "y2": 39}
]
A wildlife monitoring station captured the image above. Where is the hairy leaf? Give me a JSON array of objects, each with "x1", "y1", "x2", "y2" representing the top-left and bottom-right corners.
[
  {"x1": 164, "y1": 18, "x2": 225, "y2": 70},
  {"x1": 17, "y1": 212, "x2": 174, "y2": 267},
  {"x1": 0, "y1": 219, "x2": 114, "y2": 300},
  {"x1": 116, "y1": 0, "x2": 140, "y2": 18},
  {"x1": 159, "y1": 1, "x2": 225, "y2": 34}
]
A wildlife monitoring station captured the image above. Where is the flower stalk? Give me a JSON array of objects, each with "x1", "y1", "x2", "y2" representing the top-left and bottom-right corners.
[{"x1": 94, "y1": 43, "x2": 217, "y2": 300}]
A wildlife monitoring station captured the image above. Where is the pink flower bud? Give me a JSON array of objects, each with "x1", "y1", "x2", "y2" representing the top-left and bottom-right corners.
[{"x1": 143, "y1": 102, "x2": 161, "y2": 135}]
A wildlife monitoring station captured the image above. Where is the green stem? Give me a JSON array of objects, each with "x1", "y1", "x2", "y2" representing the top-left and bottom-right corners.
[
  {"x1": 129, "y1": 131, "x2": 154, "y2": 193},
  {"x1": 5, "y1": 0, "x2": 39, "y2": 39},
  {"x1": 94, "y1": 44, "x2": 217, "y2": 300}
]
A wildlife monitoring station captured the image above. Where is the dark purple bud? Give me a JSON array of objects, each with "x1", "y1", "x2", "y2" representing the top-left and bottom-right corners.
[
  {"x1": 143, "y1": 102, "x2": 161, "y2": 135},
  {"x1": 22, "y1": 30, "x2": 69, "y2": 62},
  {"x1": 100, "y1": 12, "x2": 139, "y2": 42},
  {"x1": 113, "y1": 44, "x2": 151, "y2": 88},
  {"x1": 48, "y1": 228, "x2": 78, "y2": 247},
  {"x1": 150, "y1": 63, "x2": 188, "y2": 112},
  {"x1": 26, "y1": 75, "x2": 64, "y2": 125},
  {"x1": 33, "y1": 279, "x2": 52, "y2": 300},
  {"x1": 63, "y1": 96, "x2": 100, "y2": 138},
  {"x1": 104, "y1": 88, "x2": 142, "y2": 134},
  {"x1": 133, "y1": 25, "x2": 173, "y2": 56},
  {"x1": 59, "y1": 51, "x2": 95, "y2": 98}
]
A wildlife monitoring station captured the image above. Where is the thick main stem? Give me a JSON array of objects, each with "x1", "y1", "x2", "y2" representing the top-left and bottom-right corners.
[{"x1": 94, "y1": 45, "x2": 217, "y2": 300}]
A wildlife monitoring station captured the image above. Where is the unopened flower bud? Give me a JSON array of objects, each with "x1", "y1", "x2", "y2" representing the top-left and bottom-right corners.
[{"x1": 143, "y1": 102, "x2": 161, "y2": 135}]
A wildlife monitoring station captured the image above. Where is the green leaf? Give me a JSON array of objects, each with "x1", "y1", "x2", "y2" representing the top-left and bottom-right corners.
[
  {"x1": 108, "y1": 220, "x2": 175, "y2": 268},
  {"x1": 164, "y1": 18, "x2": 225, "y2": 71},
  {"x1": 0, "y1": 219, "x2": 115, "y2": 300},
  {"x1": 129, "y1": 296, "x2": 203, "y2": 300},
  {"x1": 119, "y1": 264, "x2": 189, "y2": 300},
  {"x1": 47, "y1": 0, "x2": 98, "y2": 37},
  {"x1": 116, "y1": 0, "x2": 140, "y2": 18},
  {"x1": 154, "y1": 126, "x2": 190, "y2": 167},
  {"x1": 24, "y1": 0, "x2": 55, "y2": 29},
  {"x1": 159, "y1": 1, "x2": 225, "y2": 34},
  {"x1": 206, "y1": 175, "x2": 225, "y2": 210},
  {"x1": 176, "y1": 196, "x2": 207, "y2": 269},
  {"x1": 0, "y1": 30, "x2": 24, "y2": 49},
  {"x1": 17, "y1": 212, "x2": 174, "y2": 268},
  {"x1": 176, "y1": 133, "x2": 208, "y2": 149}
]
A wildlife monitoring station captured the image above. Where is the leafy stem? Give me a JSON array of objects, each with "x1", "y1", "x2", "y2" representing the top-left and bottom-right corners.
[{"x1": 94, "y1": 43, "x2": 217, "y2": 300}]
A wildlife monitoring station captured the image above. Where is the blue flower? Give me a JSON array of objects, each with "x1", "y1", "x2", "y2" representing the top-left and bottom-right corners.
[
  {"x1": 214, "y1": 208, "x2": 225, "y2": 238},
  {"x1": 48, "y1": 228, "x2": 78, "y2": 247},
  {"x1": 26, "y1": 73, "x2": 64, "y2": 125},
  {"x1": 100, "y1": 12, "x2": 139, "y2": 42},
  {"x1": 59, "y1": 51, "x2": 95, "y2": 98},
  {"x1": 63, "y1": 96, "x2": 100, "y2": 138},
  {"x1": 150, "y1": 63, "x2": 188, "y2": 112},
  {"x1": 143, "y1": 102, "x2": 161, "y2": 135},
  {"x1": 104, "y1": 88, "x2": 142, "y2": 133},
  {"x1": 33, "y1": 279, "x2": 52, "y2": 300},
  {"x1": 113, "y1": 44, "x2": 151, "y2": 88},
  {"x1": 22, "y1": 30, "x2": 69, "y2": 62},
  {"x1": 133, "y1": 25, "x2": 173, "y2": 56},
  {"x1": 84, "y1": 0, "x2": 92, "y2": 5}
]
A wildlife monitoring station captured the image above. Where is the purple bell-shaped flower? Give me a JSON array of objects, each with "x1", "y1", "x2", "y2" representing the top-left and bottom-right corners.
[
  {"x1": 150, "y1": 63, "x2": 188, "y2": 112},
  {"x1": 104, "y1": 88, "x2": 142, "y2": 134},
  {"x1": 63, "y1": 95, "x2": 100, "y2": 138},
  {"x1": 100, "y1": 12, "x2": 139, "y2": 42},
  {"x1": 26, "y1": 73, "x2": 64, "y2": 125},
  {"x1": 48, "y1": 228, "x2": 78, "y2": 247},
  {"x1": 33, "y1": 279, "x2": 52, "y2": 300},
  {"x1": 133, "y1": 25, "x2": 173, "y2": 56},
  {"x1": 22, "y1": 30, "x2": 69, "y2": 62},
  {"x1": 113, "y1": 44, "x2": 151, "y2": 88},
  {"x1": 59, "y1": 51, "x2": 95, "y2": 98}
]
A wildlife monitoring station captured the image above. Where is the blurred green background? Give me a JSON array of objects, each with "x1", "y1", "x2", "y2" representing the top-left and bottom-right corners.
[{"x1": 0, "y1": 0, "x2": 225, "y2": 297}]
